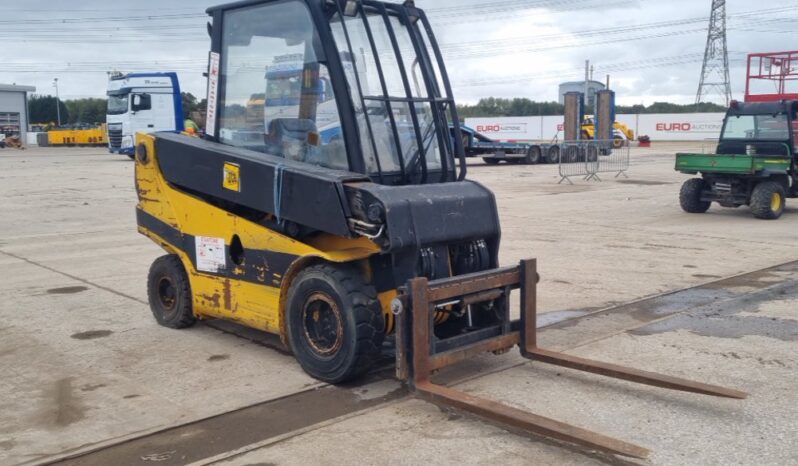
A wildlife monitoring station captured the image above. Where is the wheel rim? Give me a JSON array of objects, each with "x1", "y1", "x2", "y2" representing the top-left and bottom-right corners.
[
  {"x1": 157, "y1": 277, "x2": 177, "y2": 311},
  {"x1": 771, "y1": 192, "x2": 782, "y2": 211},
  {"x1": 302, "y1": 293, "x2": 344, "y2": 357}
]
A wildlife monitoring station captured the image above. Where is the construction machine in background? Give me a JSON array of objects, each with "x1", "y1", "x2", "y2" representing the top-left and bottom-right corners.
[
  {"x1": 581, "y1": 116, "x2": 634, "y2": 148},
  {"x1": 135, "y1": 0, "x2": 745, "y2": 458}
]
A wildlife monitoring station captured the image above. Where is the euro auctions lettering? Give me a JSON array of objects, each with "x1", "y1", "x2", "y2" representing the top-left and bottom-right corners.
[
  {"x1": 655, "y1": 122, "x2": 721, "y2": 132},
  {"x1": 476, "y1": 123, "x2": 526, "y2": 133}
]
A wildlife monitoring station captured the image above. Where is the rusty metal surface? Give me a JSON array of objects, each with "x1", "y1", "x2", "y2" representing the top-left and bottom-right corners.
[
  {"x1": 525, "y1": 348, "x2": 748, "y2": 399},
  {"x1": 415, "y1": 380, "x2": 651, "y2": 459},
  {"x1": 520, "y1": 259, "x2": 537, "y2": 353},
  {"x1": 426, "y1": 267, "x2": 519, "y2": 302},
  {"x1": 409, "y1": 277, "x2": 432, "y2": 385},
  {"x1": 397, "y1": 258, "x2": 747, "y2": 459},
  {"x1": 429, "y1": 333, "x2": 520, "y2": 371},
  {"x1": 461, "y1": 288, "x2": 505, "y2": 306}
]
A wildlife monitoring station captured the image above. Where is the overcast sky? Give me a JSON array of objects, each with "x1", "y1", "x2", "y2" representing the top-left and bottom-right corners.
[{"x1": 2, "y1": 0, "x2": 796, "y2": 106}]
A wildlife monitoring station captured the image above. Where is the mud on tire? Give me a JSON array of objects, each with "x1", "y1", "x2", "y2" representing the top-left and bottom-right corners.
[{"x1": 286, "y1": 263, "x2": 384, "y2": 384}]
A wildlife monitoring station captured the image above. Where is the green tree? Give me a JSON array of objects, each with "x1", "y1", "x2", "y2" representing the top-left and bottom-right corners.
[
  {"x1": 458, "y1": 97, "x2": 727, "y2": 118},
  {"x1": 182, "y1": 92, "x2": 200, "y2": 119},
  {"x1": 65, "y1": 98, "x2": 107, "y2": 124},
  {"x1": 29, "y1": 95, "x2": 69, "y2": 125}
]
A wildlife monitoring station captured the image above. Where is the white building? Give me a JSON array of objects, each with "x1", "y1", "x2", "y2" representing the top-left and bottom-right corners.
[
  {"x1": 0, "y1": 84, "x2": 36, "y2": 142},
  {"x1": 558, "y1": 80, "x2": 605, "y2": 108}
]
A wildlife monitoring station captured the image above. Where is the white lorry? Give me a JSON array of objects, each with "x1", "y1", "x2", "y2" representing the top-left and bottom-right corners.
[{"x1": 106, "y1": 72, "x2": 184, "y2": 158}]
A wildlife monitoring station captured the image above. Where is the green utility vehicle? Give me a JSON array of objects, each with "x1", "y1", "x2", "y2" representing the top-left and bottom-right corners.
[{"x1": 676, "y1": 100, "x2": 798, "y2": 219}]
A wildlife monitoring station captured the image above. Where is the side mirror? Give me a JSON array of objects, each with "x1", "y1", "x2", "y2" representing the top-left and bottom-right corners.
[{"x1": 132, "y1": 95, "x2": 142, "y2": 108}]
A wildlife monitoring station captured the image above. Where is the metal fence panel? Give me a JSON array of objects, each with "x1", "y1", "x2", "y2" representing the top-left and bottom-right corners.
[{"x1": 557, "y1": 140, "x2": 629, "y2": 183}]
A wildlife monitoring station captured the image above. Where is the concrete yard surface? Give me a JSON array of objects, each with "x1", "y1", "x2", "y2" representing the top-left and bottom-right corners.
[{"x1": 0, "y1": 145, "x2": 797, "y2": 465}]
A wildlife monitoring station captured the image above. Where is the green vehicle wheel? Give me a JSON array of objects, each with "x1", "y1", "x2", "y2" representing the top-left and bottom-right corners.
[
  {"x1": 679, "y1": 178, "x2": 711, "y2": 213},
  {"x1": 750, "y1": 181, "x2": 785, "y2": 220}
]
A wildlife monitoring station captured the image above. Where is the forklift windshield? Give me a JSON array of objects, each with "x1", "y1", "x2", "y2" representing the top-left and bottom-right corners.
[{"x1": 213, "y1": 0, "x2": 464, "y2": 184}]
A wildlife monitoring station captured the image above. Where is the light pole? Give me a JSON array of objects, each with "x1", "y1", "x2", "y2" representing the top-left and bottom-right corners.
[{"x1": 53, "y1": 78, "x2": 61, "y2": 126}]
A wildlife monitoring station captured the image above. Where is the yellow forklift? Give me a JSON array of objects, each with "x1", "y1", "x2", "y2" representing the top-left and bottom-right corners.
[{"x1": 135, "y1": 0, "x2": 745, "y2": 458}]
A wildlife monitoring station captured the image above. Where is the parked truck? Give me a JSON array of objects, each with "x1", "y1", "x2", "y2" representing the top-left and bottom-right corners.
[
  {"x1": 106, "y1": 72, "x2": 184, "y2": 158},
  {"x1": 451, "y1": 124, "x2": 561, "y2": 164}
]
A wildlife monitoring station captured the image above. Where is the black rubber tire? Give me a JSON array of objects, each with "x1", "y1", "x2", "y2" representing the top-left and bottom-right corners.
[
  {"x1": 545, "y1": 146, "x2": 560, "y2": 164},
  {"x1": 525, "y1": 146, "x2": 541, "y2": 164},
  {"x1": 586, "y1": 145, "x2": 599, "y2": 162},
  {"x1": 750, "y1": 181, "x2": 786, "y2": 220},
  {"x1": 127, "y1": 153, "x2": 136, "y2": 160},
  {"x1": 612, "y1": 137, "x2": 625, "y2": 149},
  {"x1": 483, "y1": 157, "x2": 500, "y2": 165},
  {"x1": 563, "y1": 146, "x2": 579, "y2": 163},
  {"x1": 147, "y1": 254, "x2": 196, "y2": 329},
  {"x1": 286, "y1": 263, "x2": 384, "y2": 384},
  {"x1": 679, "y1": 178, "x2": 711, "y2": 214}
]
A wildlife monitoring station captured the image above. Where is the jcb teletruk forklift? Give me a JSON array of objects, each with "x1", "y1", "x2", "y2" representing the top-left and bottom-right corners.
[{"x1": 135, "y1": 0, "x2": 745, "y2": 458}]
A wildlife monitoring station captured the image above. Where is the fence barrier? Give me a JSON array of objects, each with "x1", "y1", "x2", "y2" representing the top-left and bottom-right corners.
[{"x1": 557, "y1": 140, "x2": 629, "y2": 184}]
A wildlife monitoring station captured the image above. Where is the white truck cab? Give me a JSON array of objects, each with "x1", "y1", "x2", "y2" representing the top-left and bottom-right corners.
[{"x1": 106, "y1": 72, "x2": 184, "y2": 157}]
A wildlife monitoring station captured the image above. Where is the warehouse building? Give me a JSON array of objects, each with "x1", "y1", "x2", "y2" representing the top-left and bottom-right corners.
[{"x1": 0, "y1": 84, "x2": 36, "y2": 143}]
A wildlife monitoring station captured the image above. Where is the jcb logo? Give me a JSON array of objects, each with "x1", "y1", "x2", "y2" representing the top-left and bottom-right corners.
[
  {"x1": 656, "y1": 123, "x2": 692, "y2": 131},
  {"x1": 223, "y1": 162, "x2": 241, "y2": 192}
]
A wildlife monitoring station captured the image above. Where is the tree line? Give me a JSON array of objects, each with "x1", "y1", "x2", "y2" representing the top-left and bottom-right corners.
[
  {"x1": 27, "y1": 93, "x2": 727, "y2": 126},
  {"x1": 28, "y1": 93, "x2": 207, "y2": 127},
  {"x1": 456, "y1": 97, "x2": 727, "y2": 118}
]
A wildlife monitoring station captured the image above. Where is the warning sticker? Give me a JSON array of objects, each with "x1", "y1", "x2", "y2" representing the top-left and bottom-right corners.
[
  {"x1": 206, "y1": 51, "x2": 220, "y2": 137},
  {"x1": 195, "y1": 236, "x2": 226, "y2": 273}
]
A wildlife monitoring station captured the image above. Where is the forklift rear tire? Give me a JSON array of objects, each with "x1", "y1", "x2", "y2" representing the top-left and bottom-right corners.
[
  {"x1": 286, "y1": 263, "x2": 384, "y2": 384},
  {"x1": 147, "y1": 255, "x2": 196, "y2": 329},
  {"x1": 483, "y1": 158, "x2": 500, "y2": 165},
  {"x1": 679, "y1": 178, "x2": 711, "y2": 213},
  {"x1": 750, "y1": 181, "x2": 785, "y2": 220}
]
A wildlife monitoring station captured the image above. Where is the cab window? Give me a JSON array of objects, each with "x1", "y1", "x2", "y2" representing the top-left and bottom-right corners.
[
  {"x1": 132, "y1": 93, "x2": 151, "y2": 112},
  {"x1": 218, "y1": 0, "x2": 347, "y2": 170}
]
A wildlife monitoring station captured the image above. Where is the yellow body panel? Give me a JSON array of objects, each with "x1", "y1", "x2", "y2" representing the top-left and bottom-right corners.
[
  {"x1": 47, "y1": 124, "x2": 107, "y2": 146},
  {"x1": 580, "y1": 119, "x2": 634, "y2": 141},
  {"x1": 135, "y1": 133, "x2": 387, "y2": 339}
]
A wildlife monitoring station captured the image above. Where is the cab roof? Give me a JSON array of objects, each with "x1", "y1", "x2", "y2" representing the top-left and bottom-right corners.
[{"x1": 729, "y1": 100, "x2": 798, "y2": 116}]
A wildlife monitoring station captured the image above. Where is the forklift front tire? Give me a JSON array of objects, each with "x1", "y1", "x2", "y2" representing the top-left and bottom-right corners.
[
  {"x1": 679, "y1": 178, "x2": 711, "y2": 213},
  {"x1": 147, "y1": 255, "x2": 196, "y2": 329},
  {"x1": 750, "y1": 181, "x2": 785, "y2": 220},
  {"x1": 286, "y1": 264, "x2": 384, "y2": 384}
]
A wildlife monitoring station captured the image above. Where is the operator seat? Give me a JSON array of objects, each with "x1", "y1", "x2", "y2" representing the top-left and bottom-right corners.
[{"x1": 265, "y1": 118, "x2": 318, "y2": 162}]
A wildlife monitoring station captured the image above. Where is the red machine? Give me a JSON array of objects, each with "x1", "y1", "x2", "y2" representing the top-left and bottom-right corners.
[{"x1": 745, "y1": 51, "x2": 798, "y2": 102}]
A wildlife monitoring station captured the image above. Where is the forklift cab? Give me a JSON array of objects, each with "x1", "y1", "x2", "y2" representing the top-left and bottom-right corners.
[{"x1": 208, "y1": 0, "x2": 466, "y2": 185}]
